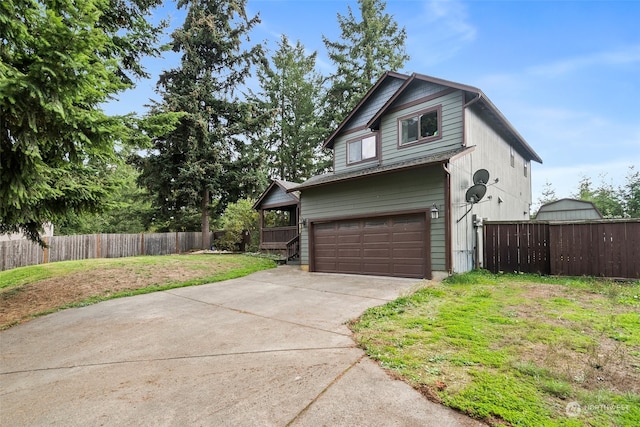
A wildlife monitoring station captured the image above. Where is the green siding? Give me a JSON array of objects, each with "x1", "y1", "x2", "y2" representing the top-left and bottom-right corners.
[
  {"x1": 333, "y1": 90, "x2": 464, "y2": 176},
  {"x1": 262, "y1": 188, "x2": 297, "y2": 207},
  {"x1": 380, "y1": 90, "x2": 464, "y2": 164},
  {"x1": 300, "y1": 166, "x2": 447, "y2": 271}
]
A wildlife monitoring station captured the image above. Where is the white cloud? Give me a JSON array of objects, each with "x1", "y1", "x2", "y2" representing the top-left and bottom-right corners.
[
  {"x1": 405, "y1": 0, "x2": 476, "y2": 68},
  {"x1": 528, "y1": 44, "x2": 640, "y2": 77}
]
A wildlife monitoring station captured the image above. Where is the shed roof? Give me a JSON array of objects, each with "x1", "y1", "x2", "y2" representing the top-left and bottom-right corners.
[{"x1": 536, "y1": 198, "x2": 603, "y2": 221}]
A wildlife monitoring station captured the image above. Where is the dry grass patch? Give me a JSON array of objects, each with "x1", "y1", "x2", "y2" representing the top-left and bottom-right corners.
[{"x1": 0, "y1": 254, "x2": 275, "y2": 329}]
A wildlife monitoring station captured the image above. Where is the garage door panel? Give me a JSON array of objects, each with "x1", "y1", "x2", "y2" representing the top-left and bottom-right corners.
[
  {"x1": 338, "y1": 235, "x2": 362, "y2": 244},
  {"x1": 338, "y1": 248, "x2": 361, "y2": 257},
  {"x1": 314, "y1": 235, "x2": 337, "y2": 245},
  {"x1": 312, "y1": 213, "x2": 428, "y2": 279},
  {"x1": 363, "y1": 263, "x2": 391, "y2": 274},
  {"x1": 337, "y1": 261, "x2": 363, "y2": 271},
  {"x1": 392, "y1": 232, "x2": 424, "y2": 243},
  {"x1": 363, "y1": 248, "x2": 391, "y2": 258},
  {"x1": 392, "y1": 264, "x2": 424, "y2": 276},
  {"x1": 315, "y1": 248, "x2": 337, "y2": 258},
  {"x1": 363, "y1": 233, "x2": 391, "y2": 243}
]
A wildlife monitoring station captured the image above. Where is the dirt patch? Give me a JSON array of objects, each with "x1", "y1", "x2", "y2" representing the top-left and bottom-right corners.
[
  {"x1": 0, "y1": 264, "x2": 211, "y2": 328},
  {"x1": 510, "y1": 283, "x2": 640, "y2": 395}
]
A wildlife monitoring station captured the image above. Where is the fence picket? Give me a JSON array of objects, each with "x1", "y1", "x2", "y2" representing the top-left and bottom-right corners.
[
  {"x1": 484, "y1": 220, "x2": 640, "y2": 279},
  {"x1": 0, "y1": 232, "x2": 216, "y2": 272}
]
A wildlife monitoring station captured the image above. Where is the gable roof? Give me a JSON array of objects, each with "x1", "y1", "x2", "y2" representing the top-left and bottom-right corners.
[
  {"x1": 289, "y1": 146, "x2": 470, "y2": 192},
  {"x1": 323, "y1": 71, "x2": 409, "y2": 149},
  {"x1": 323, "y1": 72, "x2": 543, "y2": 164},
  {"x1": 252, "y1": 179, "x2": 300, "y2": 210}
]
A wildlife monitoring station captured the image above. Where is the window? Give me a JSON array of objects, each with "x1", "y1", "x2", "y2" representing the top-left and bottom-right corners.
[
  {"x1": 524, "y1": 161, "x2": 528, "y2": 178},
  {"x1": 399, "y1": 106, "x2": 441, "y2": 146},
  {"x1": 347, "y1": 134, "x2": 377, "y2": 164},
  {"x1": 510, "y1": 147, "x2": 515, "y2": 167}
]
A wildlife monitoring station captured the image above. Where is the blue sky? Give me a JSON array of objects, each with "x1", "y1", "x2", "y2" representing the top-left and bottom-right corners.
[{"x1": 105, "y1": 0, "x2": 640, "y2": 209}]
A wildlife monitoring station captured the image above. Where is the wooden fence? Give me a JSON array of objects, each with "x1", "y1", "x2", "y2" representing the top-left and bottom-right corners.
[
  {"x1": 0, "y1": 232, "x2": 215, "y2": 272},
  {"x1": 484, "y1": 220, "x2": 640, "y2": 279}
]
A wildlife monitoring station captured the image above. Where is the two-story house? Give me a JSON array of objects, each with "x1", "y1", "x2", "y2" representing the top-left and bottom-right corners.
[{"x1": 288, "y1": 72, "x2": 542, "y2": 279}]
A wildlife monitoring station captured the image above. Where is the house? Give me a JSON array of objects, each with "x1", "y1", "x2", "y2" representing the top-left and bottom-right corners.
[
  {"x1": 253, "y1": 179, "x2": 301, "y2": 260},
  {"x1": 535, "y1": 198, "x2": 603, "y2": 221},
  {"x1": 288, "y1": 72, "x2": 543, "y2": 279}
]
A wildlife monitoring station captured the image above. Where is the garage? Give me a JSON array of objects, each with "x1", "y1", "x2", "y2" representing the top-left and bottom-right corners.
[{"x1": 311, "y1": 213, "x2": 429, "y2": 279}]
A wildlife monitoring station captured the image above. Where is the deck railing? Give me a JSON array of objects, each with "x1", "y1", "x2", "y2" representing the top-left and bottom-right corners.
[
  {"x1": 286, "y1": 235, "x2": 300, "y2": 260},
  {"x1": 260, "y1": 226, "x2": 298, "y2": 249}
]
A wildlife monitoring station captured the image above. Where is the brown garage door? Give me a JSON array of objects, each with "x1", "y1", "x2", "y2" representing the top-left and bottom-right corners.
[{"x1": 311, "y1": 213, "x2": 428, "y2": 279}]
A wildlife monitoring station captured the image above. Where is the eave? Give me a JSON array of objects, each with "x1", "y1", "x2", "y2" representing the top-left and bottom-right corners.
[{"x1": 289, "y1": 146, "x2": 470, "y2": 192}]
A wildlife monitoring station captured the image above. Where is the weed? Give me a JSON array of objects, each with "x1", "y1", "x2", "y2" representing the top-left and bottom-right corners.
[{"x1": 542, "y1": 379, "x2": 573, "y2": 399}]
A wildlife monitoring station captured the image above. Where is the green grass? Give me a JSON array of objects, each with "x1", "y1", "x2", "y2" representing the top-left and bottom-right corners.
[
  {"x1": 0, "y1": 254, "x2": 276, "y2": 329},
  {"x1": 352, "y1": 270, "x2": 640, "y2": 426}
]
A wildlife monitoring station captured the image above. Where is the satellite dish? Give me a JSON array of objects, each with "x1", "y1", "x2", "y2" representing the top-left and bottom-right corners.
[
  {"x1": 465, "y1": 183, "x2": 487, "y2": 204},
  {"x1": 473, "y1": 169, "x2": 490, "y2": 185}
]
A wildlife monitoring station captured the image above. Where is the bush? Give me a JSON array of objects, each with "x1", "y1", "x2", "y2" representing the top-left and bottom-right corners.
[{"x1": 215, "y1": 199, "x2": 259, "y2": 251}]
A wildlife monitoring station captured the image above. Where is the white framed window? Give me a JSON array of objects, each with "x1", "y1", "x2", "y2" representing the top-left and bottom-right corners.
[
  {"x1": 347, "y1": 134, "x2": 377, "y2": 164},
  {"x1": 398, "y1": 106, "x2": 442, "y2": 147}
]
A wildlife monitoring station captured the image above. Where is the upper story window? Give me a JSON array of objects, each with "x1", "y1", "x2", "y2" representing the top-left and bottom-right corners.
[
  {"x1": 347, "y1": 134, "x2": 377, "y2": 165},
  {"x1": 398, "y1": 106, "x2": 442, "y2": 147}
]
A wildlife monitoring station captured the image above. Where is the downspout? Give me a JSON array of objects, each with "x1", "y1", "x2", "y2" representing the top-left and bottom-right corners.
[
  {"x1": 462, "y1": 92, "x2": 482, "y2": 272},
  {"x1": 442, "y1": 162, "x2": 452, "y2": 274}
]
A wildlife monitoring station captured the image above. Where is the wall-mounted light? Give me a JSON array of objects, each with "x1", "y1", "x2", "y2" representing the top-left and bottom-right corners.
[
  {"x1": 431, "y1": 203, "x2": 439, "y2": 220},
  {"x1": 299, "y1": 218, "x2": 308, "y2": 227}
]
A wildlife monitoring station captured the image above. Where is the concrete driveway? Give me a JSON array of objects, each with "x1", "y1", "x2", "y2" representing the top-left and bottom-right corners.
[{"x1": 1, "y1": 265, "x2": 483, "y2": 426}]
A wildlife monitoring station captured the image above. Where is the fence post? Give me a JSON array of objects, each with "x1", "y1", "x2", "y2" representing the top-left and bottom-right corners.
[
  {"x1": 176, "y1": 232, "x2": 180, "y2": 254},
  {"x1": 140, "y1": 233, "x2": 145, "y2": 256},
  {"x1": 43, "y1": 236, "x2": 49, "y2": 264},
  {"x1": 96, "y1": 234, "x2": 101, "y2": 259}
]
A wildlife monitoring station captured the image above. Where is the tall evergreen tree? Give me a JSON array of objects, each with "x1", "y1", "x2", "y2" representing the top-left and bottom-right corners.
[
  {"x1": 321, "y1": 0, "x2": 409, "y2": 134},
  {"x1": 135, "y1": 0, "x2": 263, "y2": 249},
  {"x1": 252, "y1": 35, "x2": 326, "y2": 182},
  {"x1": 0, "y1": 0, "x2": 164, "y2": 245}
]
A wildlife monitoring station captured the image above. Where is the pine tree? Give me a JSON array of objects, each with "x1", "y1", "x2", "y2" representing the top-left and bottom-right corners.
[
  {"x1": 538, "y1": 180, "x2": 558, "y2": 205},
  {"x1": 321, "y1": 0, "x2": 409, "y2": 134},
  {"x1": 135, "y1": 0, "x2": 263, "y2": 248},
  {"x1": 0, "y1": 0, "x2": 164, "y2": 245},
  {"x1": 252, "y1": 35, "x2": 326, "y2": 182}
]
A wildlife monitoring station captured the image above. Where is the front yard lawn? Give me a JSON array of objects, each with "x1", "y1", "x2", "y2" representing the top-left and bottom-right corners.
[
  {"x1": 0, "y1": 254, "x2": 275, "y2": 330},
  {"x1": 351, "y1": 271, "x2": 640, "y2": 426}
]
